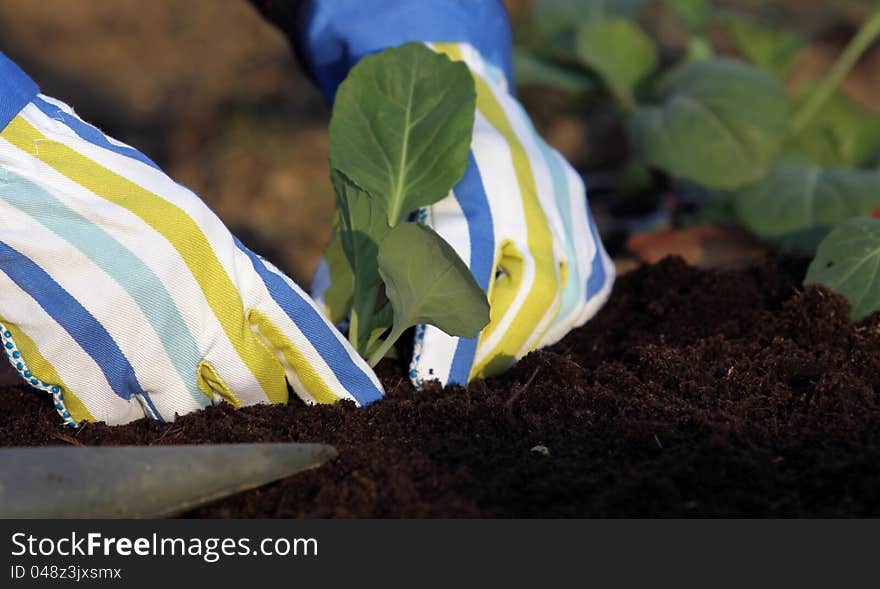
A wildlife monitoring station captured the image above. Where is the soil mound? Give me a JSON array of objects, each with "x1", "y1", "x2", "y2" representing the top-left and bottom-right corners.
[{"x1": 3, "y1": 256, "x2": 879, "y2": 517}]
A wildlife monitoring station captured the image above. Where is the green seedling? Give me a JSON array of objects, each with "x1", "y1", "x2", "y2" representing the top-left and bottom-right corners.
[{"x1": 327, "y1": 43, "x2": 489, "y2": 364}]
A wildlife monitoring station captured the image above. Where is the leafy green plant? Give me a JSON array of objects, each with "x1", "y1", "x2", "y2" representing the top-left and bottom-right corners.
[
  {"x1": 732, "y1": 162, "x2": 880, "y2": 252},
  {"x1": 515, "y1": 1, "x2": 880, "y2": 320},
  {"x1": 575, "y1": 18, "x2": 656, "y2": 109},
  {"x1": 630, "y1": 58, "x2": 789, "y2": 189},
  {"x1": 805, "y1": 217, "x2": 880, "y2": 320},
  {"x1": 326, "y1": 43, "x2": 489, "y2": 364},
  {"x1": 725, "y1": 15, "x2": 804, "y2": 78}
]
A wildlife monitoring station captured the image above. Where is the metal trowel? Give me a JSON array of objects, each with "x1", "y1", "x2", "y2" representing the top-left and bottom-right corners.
[{"x1": 0, "y1": 443, "x2": 337, "y2": 518}]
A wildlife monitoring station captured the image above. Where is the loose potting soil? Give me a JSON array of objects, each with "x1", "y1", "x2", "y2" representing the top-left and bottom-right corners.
[{"x1": 2, "y1": 256, "x2": 879, "y2": 517}]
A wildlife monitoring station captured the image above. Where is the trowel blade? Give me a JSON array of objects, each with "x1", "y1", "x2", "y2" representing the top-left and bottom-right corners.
[{"x1": 0, "y1": 443, "x2": 337, "y2": 518}]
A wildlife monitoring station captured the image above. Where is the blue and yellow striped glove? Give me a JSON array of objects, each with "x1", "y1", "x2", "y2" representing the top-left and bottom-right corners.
[
  {"x1": 305, "y1": 1, "x2": 615, "y2": 386},
  {"x1": 0, "y1": 53, "x2": 383, "y2": 426}
]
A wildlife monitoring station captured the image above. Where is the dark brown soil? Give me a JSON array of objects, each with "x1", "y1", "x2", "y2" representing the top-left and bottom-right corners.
[{"x1": 3, "y1": 256, "x2": 880, "y2": 517}]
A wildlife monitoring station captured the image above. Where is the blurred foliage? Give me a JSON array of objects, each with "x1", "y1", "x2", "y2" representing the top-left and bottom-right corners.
[{"x1": 515, "y1": 0, "x2": 880, "y2": 318}]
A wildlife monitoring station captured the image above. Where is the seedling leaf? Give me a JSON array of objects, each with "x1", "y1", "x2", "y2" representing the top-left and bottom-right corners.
[
  {"x1": 630, "y1": 58, "x2": 789, "y2": 189},
  {"x1": 665, "y1": 0, "x2": 711, "y2": 32},
  {"x1": 331, "y1": 170, "x2": 391, "y2": 347},
  {"x1": 513, "y1": 48, "x2": 596, "y2": 94},
  {"x1": 733, "y1": 161, "x2": 880, "y2": 251},
  {"x1": 727, "y1": 16, "x2": 804, "y2": 78},
  {"x1": 575, "y1": 18, "x2": 657, "y2": 106},
  {"x1": 329, "y1": 43, "x2": 476, "y2": 227},
  {"x1": 319, "y1": 226, "x2": 354, "y2": 325},
  {"x1": 533, "y1": 0, "x2": 648, "y2": 39},
  {"x1": 378, "y1": 222, "x2": 489, "y2": 345},
  {"x1": 805, "y1": 217, "x2": 880, "y2": 321},
  {"x1": 363, "y1": 303, "x2": 394, "y2": 358},
  {"x1": 785, "y1": 82, "x2": 880, "y2": 168}
]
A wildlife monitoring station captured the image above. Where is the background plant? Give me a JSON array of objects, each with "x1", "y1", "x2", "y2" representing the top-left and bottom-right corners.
[{"x1": 515, "y1": 0, "x2": 880, "y2": 320}]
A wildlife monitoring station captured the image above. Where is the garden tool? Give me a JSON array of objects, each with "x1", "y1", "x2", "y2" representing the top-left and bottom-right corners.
[{"x1": 0, "y1": 442, "x2": 336, "y2": 518}]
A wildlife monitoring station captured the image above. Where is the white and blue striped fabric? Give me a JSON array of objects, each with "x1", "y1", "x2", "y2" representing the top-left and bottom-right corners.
[{"x1": 0, "y1": 52, "x2": 383, "y2": 426}]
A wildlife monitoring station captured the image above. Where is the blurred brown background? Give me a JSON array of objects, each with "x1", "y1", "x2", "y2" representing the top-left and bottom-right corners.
[
  {"x1": 0, "y1": 0, "x2": 330, "y2": 283},
  {"x1": 0, "y1": 0, "x2": 876, "y2": 284}
]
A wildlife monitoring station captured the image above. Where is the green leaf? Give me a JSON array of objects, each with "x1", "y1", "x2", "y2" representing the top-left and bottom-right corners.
[
  {"x1": 631, "y1": 58, "x2": 789, "y2": 189},
  {"x1": 363, "y1": 302, "x2": 394, "y2": 359},
  {"x1": 513, "y1": 48, "x2": 596, "y2": 94},
  {"x1": 666, "y1": 0, "x2": 711, "y2": 32},
  {"x1": 785, "y1": 82, "x2": 880, "y2": 168},
  {"x1": 319, "y1": 225, "x2": 354, "y2": 325},
  {"x1": 332, "y1": 170, "x2": 390, "y2": 291},
  {"x1": 329, "y1": 43, "x2": 476, "y2": 226},
  {"x1": 533, "y1": 0, "x2": 647, "y2": 39},
  {"x1": 575, "y1": 18, "x2": 657, "y2": 106},
  {"x1": 733, "y1": 161, "x2": 880, "y2": 251},
  {"x1": 615, "y1": 159, "x2": 654, "y2": 197},
  {"x1": 727, "y1": 17, "x2": 804, "y2": 78},
  {"x1": 331, "y1": 170, "x2": 391, "y2": 348},
  {"x1": 378, "y1": 222, "x2": 489, "y2": 340},
  {"x1": 685, "y1": 36, "x2": 714, "y2": 63},
  {"x1": 805, "y1": 217, "x2": 880, "y2": 321}
]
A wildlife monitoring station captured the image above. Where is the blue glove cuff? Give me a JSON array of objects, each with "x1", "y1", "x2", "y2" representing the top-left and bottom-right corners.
[
  {"x1": 0, "y1": 52, "x2": 39, "y2": 132},
  {"x1": 300, "y1": 0, "x2": 513, "y2": 101}
]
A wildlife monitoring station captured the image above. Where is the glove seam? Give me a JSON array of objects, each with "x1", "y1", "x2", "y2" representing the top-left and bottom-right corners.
[
  {"x1": 197, "y1": 359, "x2": 242, "y2": 409},
  {"x1": 0, "y1": 321, "x2": 78, "y2": 427}
]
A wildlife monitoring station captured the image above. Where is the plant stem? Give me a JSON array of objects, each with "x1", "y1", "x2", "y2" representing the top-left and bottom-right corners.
[
  {"x1": 349, "y1": 284, "x2": 379, "y2": 354},
  {"x1": 348, "y1": 307, "x2": 359, "y2": 350},
  {"x1": 792, "y1": 7, "x2": 880, "y2": 134},
  {"x1": 367, "y1": 326, "x2": 405, "y2": 368},
  {"x1": 686, "y1": 36, "x2": 714, "y2": 63},
  {"x1": 611, "y1": 83, "x2": 637, "y2": 113},
  {"x1": 363, "y1": 326, "x2": 387, "y2": 358}
]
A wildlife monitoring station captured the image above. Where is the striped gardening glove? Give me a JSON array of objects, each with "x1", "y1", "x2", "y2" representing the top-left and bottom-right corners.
[
  {"x1": 0, "y1": 53, "x2": 382, "y2": 426},
  {"x1": 302, "y1": 0, "x2": 615, "y2": 386}
]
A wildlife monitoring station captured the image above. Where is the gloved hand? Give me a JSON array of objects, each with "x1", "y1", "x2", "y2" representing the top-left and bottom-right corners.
[
  {"x1": 303, "y1": 1, "x2": 615, "y2": 386},
  {"x1": 0, "y1": 53, "x2": 383, "y2": 426}
]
